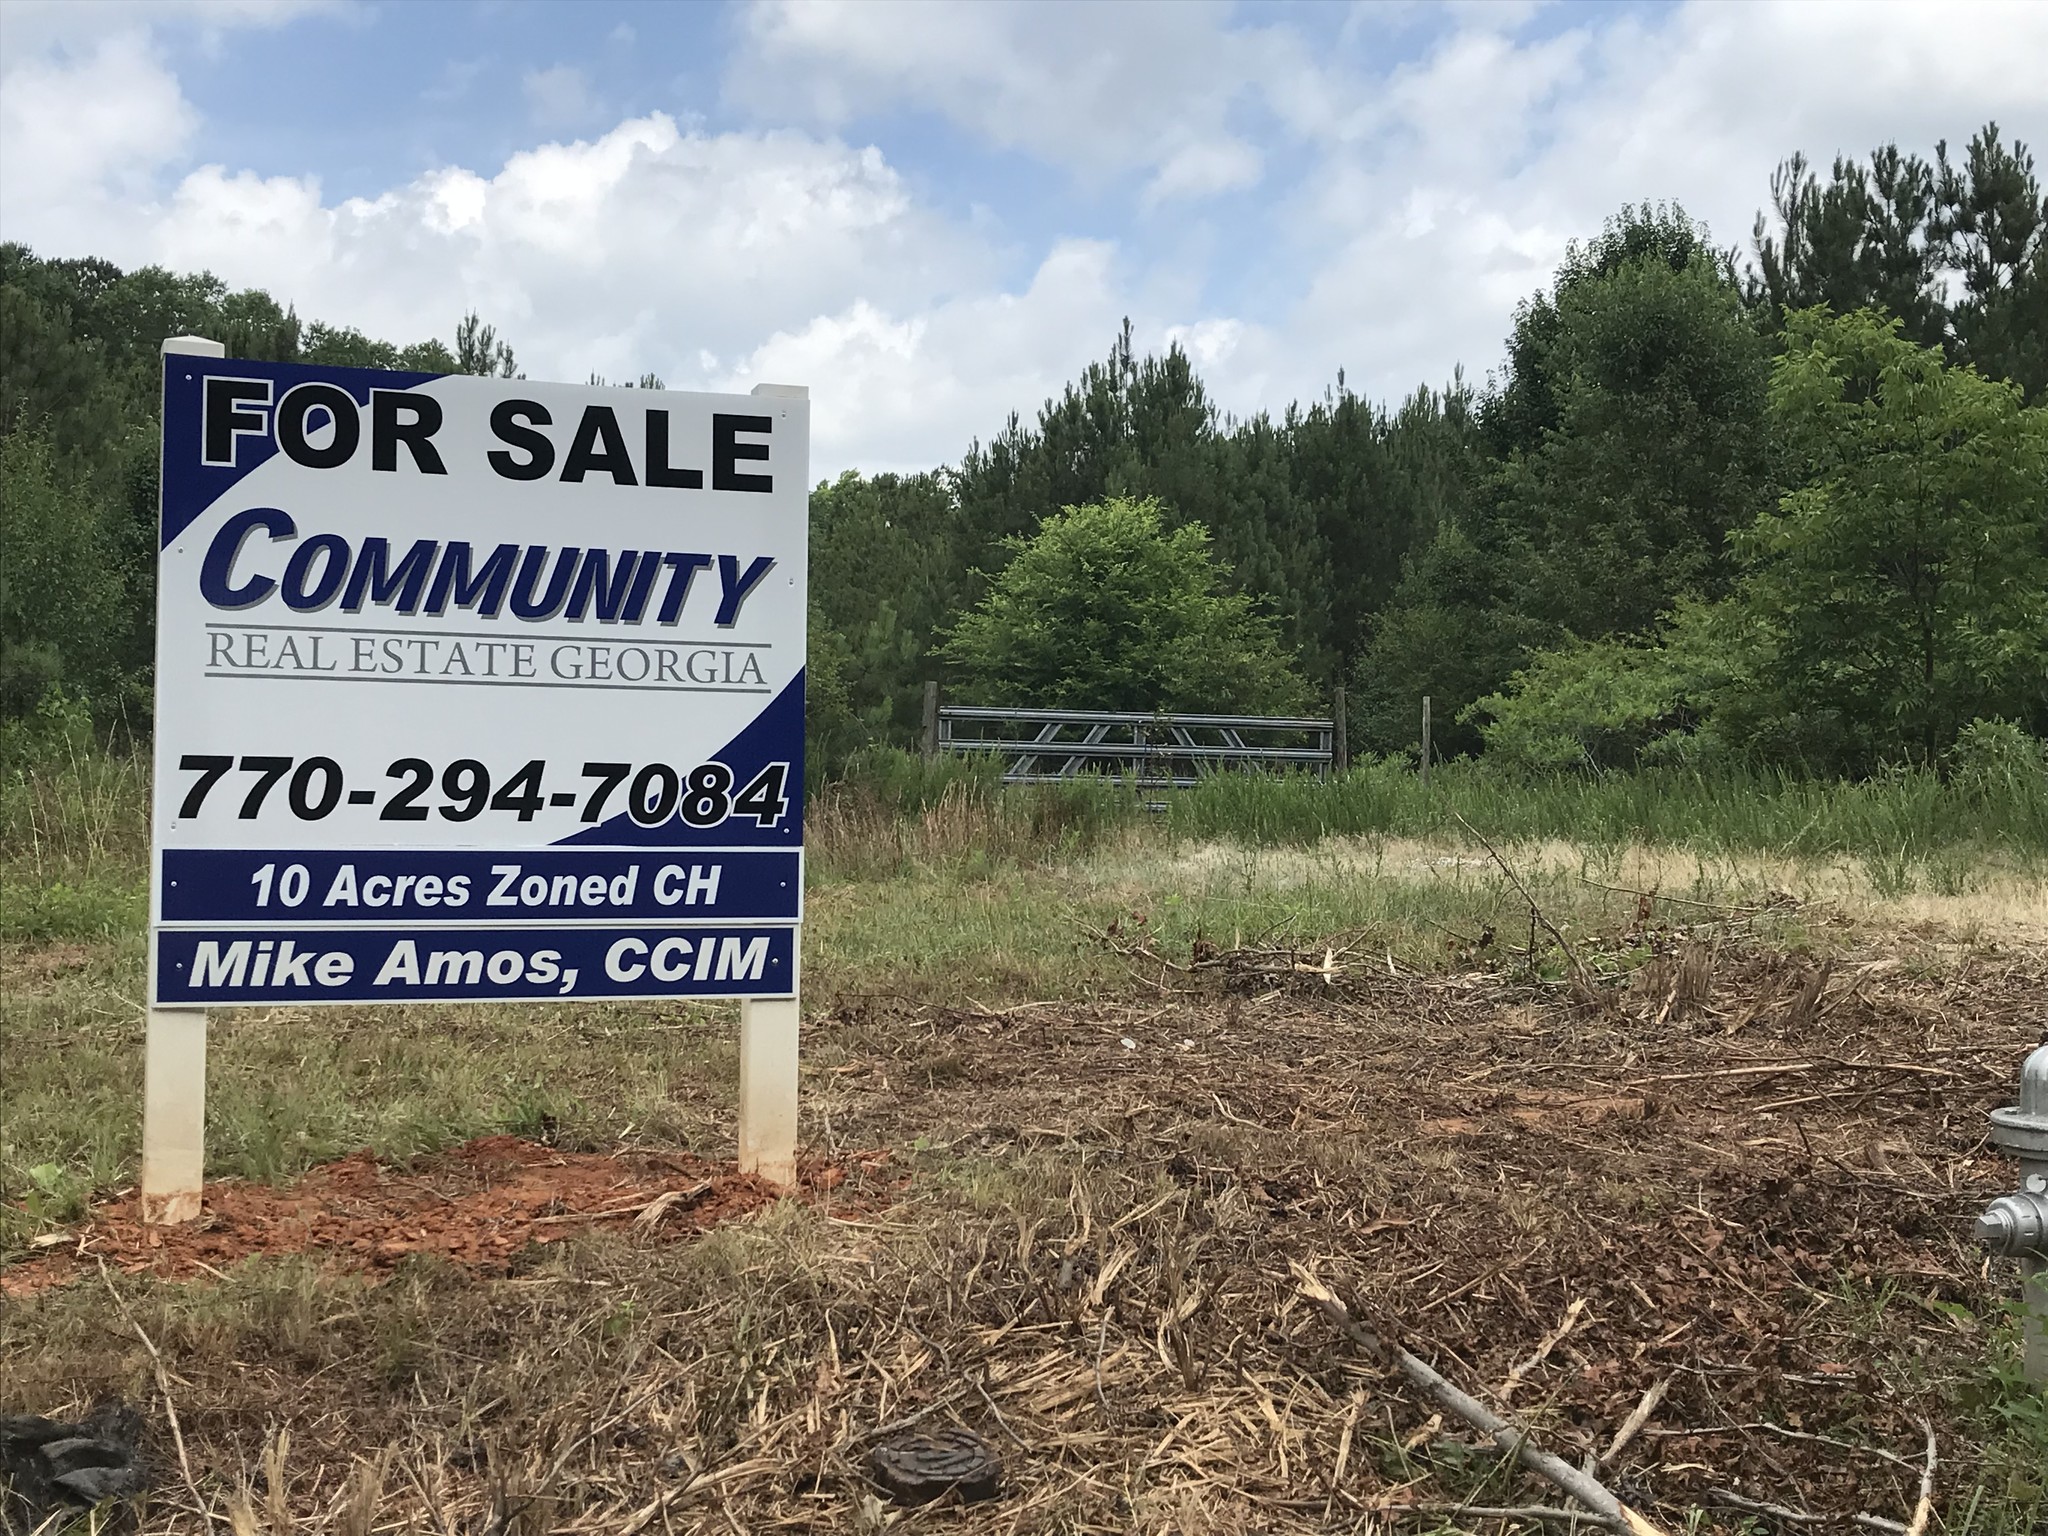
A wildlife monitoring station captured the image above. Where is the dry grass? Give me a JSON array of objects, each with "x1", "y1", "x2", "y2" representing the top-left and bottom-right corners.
[
  {"x1": 7, "y1": 748, "x2": 2047, "y2": 1530},
  {"x1": 5, "y1": 936, "x2": 2046, "y2": 1533},
  {"x1": 1150, "y1": 836, "x2": 2048, "y2": 950}
]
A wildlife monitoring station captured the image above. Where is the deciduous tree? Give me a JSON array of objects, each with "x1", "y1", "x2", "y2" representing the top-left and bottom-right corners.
[
  {"x1": 1736, "y1": 308, "x2": 2048, "y2": 766},
  {"x1": 941, "y1": 495, "x2": 1309, "y2": 714}
]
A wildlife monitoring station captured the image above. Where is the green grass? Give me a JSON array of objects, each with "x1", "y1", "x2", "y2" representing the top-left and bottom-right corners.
[
  {"x1": 0, "y1": 713, "x2": 149, "y2": 940},
  {"x1": 1952, "y1": 1304, "x2": 2048, "y2": 1530},
  {"x1": 7, "y1": 735, "x2": 2042, "y2": 949},
  {"x1": 812, "y1": 745, "x2": 2047, "y2": 881},
  {"x1": 1165, "y1": 754, "x2": 2048, "y2": 863},
  {"x1": 4, "y1": 735, "x2": 2046, "y2": 1533},
  {"x1": 0, "y1": 951, "x2": 747, "y2": 1245},
  {"x1": 3, "y1": 733, "x2": 2039, "y2": 1225},
  {"x1": 4, "y1": 839, "x2": 1749, "y2": 1230}
]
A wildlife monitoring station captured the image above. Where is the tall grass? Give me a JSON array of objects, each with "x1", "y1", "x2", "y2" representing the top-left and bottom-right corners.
[
  {"x1": 0, "y1": 703, "x2": 150, "y2": 939},
  {"x1": 810, "y1": 746, "x2": 2046, "y2": 879},
  {"x1": 807, "y1": 747, "x2": 1139, "y2": 881},
  {"x1": 1167, "y1": 756, "x2": 2048, "y2": 863},
  {"x1": 4, "y1": 730, "x2": 2042, "y2": 947}
]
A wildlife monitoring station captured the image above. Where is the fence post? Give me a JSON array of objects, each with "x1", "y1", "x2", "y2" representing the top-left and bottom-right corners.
[
  {"x1": 1421, "y1": 695, "x2": 1432, "y2": 788},
  {"x1": 921, "y1": 681, "x2": 940, "y2": 762},
  {"x1": 1332, "y1": 686, "x2": 1348, "y2": 773}
]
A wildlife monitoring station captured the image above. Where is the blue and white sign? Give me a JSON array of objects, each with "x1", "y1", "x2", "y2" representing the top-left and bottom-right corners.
[
  {"x1": 155, "y1": 925, "x2": 798, "y2": 1006},
  {"x1": 152, "y1": 354, "x2": 807, "y2": 1005}
]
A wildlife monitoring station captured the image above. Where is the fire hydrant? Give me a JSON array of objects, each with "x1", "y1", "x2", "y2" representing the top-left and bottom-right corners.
[{"x1": 1978, "y1": 1042, "x2": 2048, "y2": 1385}]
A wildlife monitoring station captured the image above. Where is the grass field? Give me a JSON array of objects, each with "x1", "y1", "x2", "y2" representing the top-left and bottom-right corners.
[{"x1": 4, "y1": 740, "x2": 2047, "y2": 1532}]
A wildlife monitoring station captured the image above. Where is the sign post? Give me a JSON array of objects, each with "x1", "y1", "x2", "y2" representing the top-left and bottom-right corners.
[
  {"x1": 146, "y1": 342, "x2": 809, "y2": 1219},
  {"x1": 739, "y1": 996, "x2": 801, "y2": 1186},
  {"x1": 141, "y1": 337, "x2": 229, "y2": 1223}
]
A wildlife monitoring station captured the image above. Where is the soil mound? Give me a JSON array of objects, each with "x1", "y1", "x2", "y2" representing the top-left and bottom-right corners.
[{"x1": 4, "y1": 1136, "x2": 802, "y2": 1297}]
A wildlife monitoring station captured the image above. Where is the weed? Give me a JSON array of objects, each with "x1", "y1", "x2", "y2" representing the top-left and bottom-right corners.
[
  {"x1": 1869, "y1": 840, "x2": 1920, "y2": 898},
  {"x1": 2, "y1": 1163, "x2": 90, "y2": 1253},
  {"x1": 500, "y1": 1079, "x2": 578, "y2": 1146},
  {"x1": 15, "y1": 1161, "x2": 88, "y2": 1228},
  {"x1": 1952, "y1": 1298, "x2": 2048, "y2": 1532}
]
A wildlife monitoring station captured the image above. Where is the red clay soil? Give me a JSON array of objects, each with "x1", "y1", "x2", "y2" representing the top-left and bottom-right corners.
[{"x1": 3, "y1": 1136, "x2": 866, "y2": 1298}]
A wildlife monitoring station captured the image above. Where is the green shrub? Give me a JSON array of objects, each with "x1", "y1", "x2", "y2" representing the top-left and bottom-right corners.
[{"x1": 0, "y1": 431, "x2": 137, "y2": 719}]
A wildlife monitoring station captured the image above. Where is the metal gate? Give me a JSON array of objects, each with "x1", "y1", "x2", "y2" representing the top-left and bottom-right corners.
[{"x1": 933, "y1": 703, "x2": 1335, "y2": 792}]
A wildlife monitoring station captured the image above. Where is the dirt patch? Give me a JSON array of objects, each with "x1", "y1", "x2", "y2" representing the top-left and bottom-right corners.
[{"x1": 2, "y1": 1136, "x2": 862, "y2": 1297}]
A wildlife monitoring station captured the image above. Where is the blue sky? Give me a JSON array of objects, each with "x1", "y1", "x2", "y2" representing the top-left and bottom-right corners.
[
  {"x1": 3, "y1": 0, "x2": 2041, "y2": 476},
  {"x1": 171, "y1": 5, "x2": 728, "y2": 204}
]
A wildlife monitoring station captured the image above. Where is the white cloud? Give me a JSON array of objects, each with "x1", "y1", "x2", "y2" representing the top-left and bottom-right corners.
[
  {"x1": 1144, "y1": 140, "x2": 1262, "y2": 209},
  {"x1": 5, "y1": 95, "x2": 1035, "y2": 472},
  {"x1": 0, "y1": 32, "x2": 198, "y2": 238},
  {"x1": 131, "y1": 115, "x2": 987, "y2": 360},
  {"x1": 716, "y1": 0, "x2": 2048, "y2": 429},
  {"x1": 721, "y1": 240, "x2": 1128, "y2": 470},
  {"x1": 729, "y1": 0, "x2": 1310, "y2": 204},
  {"x1": 1164, "y1": 317, "x2": 1247, "y2": 375},
  {"x1": 0, "y1": 0, "x2": 351, "y2": 250},
  {"x1": 1257, "y1": 0, "x2": 2048, "y2": 413},
  {"x1": 3, "y1": 0, "x2": 2043, "y2": 482}
]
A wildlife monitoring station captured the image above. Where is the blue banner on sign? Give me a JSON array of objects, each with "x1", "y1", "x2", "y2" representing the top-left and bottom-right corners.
[
  {"x1": 159, "y1": 848, "x2": 800, "y2": 924},
  {"x1": 553, "y1": 671, "x2": 804, "y2": 848},
  {"x1": 156, "y1": 925, "x2": 796, "y2": 1006},
  {"x1": 159, "y1": 355, "x2": 443, "y2": 548}
]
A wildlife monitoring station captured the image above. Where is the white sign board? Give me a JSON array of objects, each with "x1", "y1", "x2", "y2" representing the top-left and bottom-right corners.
[{"x1": 151, "y1": 356, "x2": 807, "y2": 1006}]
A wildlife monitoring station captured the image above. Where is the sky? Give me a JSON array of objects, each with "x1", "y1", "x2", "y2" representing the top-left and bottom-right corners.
[{"x1": 2, "y1": 0, "x2": 2043, "y2": 478}]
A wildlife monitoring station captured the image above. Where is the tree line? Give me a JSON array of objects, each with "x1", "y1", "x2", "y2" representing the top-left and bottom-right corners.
[
  {"x1": 3, "y1": 123, "x2": 2043, "y2": 779},
  {"x1": 811, "y1": 123, "x2": 2046, "y2": 777},
  {"x1": 0, "y1": 248, "x2": 519, "y2": 725}
]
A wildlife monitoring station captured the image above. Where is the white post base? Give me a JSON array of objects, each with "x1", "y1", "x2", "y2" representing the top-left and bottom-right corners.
[
  {"x1": 142, "y1": 1006, "x2": 208, "y2": 1224},
  {"x1": 738, "y1": 996, "x2": 799, "y2": 1189}
]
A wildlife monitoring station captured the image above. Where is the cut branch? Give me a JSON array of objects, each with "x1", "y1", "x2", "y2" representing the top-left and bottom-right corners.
[
  {"x1": 100, "y1": 1258, "x2": 210, "y2": 1530},
  {"x1": 1291, "y1": 1262, "x2": 1666, "y2": 1535},
  {"x1": 1453, "y1": 813, "x2": 1603, "y2": 1004},
  {"x1": 1497, "y1": 1297, "x2": 1587, "y2": 1402},
  {"x1": 1901, "y1": 1419, "x2": 1936, "y2": 1536},
  {"x1": 1598, "y1": 1373, "x2": 1673, "y2": 1468},
  {"x1": 1381, "y1": 1505, "x2": 1619, "y2": 1526},
  {"x1": 1706, "y1": 1488, "x2": 1826, "y2": 1525}
]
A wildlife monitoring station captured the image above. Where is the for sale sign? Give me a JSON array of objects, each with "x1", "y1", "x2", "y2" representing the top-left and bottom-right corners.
[{"x1": 151, "y1": 355, "x2": 807, "y2": 1005}]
